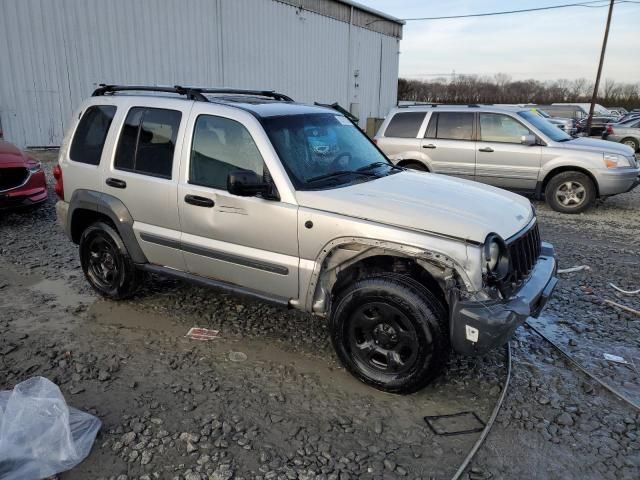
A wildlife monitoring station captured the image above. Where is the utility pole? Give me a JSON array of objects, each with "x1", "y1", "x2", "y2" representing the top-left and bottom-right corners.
[{"x1": 586, "y1": 0, "x2": 615, "y2": 136}]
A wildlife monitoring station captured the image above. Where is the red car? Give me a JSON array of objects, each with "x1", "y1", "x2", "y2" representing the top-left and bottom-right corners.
[{"x1": 0, "y1": 140, "x2": 48, "y2": 209}]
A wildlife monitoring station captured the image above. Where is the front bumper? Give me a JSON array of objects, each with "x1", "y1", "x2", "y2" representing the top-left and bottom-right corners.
[
  {"x1": 0, "y1": 170, "x2": 48, "y2": 210},
  {"x1": 596, "y1": 167, "x2": 640, "y2": 196},
  {"x1": 450, "y1": 242, "x2": 558, "y2": 355}
]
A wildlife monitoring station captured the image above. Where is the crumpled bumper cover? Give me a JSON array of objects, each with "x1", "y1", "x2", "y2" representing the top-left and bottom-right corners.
[{"x1": 450, "y1": 242, "x2": 558, "y2": 356}]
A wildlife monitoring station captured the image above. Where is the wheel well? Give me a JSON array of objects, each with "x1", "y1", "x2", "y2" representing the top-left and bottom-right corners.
[
  {"x1": 397, "y1": 159, "x2": 429, "y2": 171},
  {"x1": 332, "y1": 255, "x2": 447, "y2": 309},
  {"x1": 542, "y1": 166, "x2": 600, "y2": 197},
  {"x1": 70, "y1": 209, "x2": 115, "y2": 244}
]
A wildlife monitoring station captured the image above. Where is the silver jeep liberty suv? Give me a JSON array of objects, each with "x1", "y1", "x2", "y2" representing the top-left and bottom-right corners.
[{"x1": 55, "y1": 85, "x2": 558, "y2": 394}]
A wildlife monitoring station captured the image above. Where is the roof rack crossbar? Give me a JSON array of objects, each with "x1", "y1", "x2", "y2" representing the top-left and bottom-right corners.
[
  {"x1": 92, "y1": 84, "x2": 293, "y2": 102},
  {"x1": 92, "y1": 84, "x2": 208, "y2": 101},
  {"x1": 198, "y1": 88, "x2": 293, "y2": 102}
]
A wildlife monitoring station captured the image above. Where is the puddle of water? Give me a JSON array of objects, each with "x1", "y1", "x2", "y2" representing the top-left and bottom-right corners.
[{"x1": 30, "y1": 278, "x2": 95, "y2": 308}]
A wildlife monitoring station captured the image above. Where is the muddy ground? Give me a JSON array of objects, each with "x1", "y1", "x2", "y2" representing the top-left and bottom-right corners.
[{"x1": 1, "y1": 150, "x2": 639, "y2": 480}]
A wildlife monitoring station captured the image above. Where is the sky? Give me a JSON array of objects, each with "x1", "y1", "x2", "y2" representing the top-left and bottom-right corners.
[{"x1": 358, "y1": 0, "x2": 640, "y2": 83}]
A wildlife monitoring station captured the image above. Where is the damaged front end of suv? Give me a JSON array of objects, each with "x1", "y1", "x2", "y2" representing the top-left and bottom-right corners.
[{"x1": 450, "y1": 219, "x2": 558, "y2": 355}]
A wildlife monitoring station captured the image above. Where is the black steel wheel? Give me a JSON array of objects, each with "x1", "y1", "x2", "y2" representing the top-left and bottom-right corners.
[
  {"x1": 330, "y1": 274, "x2": 448, "y2": 394},
  {"x1": 79, "y1": 221, "x2": 141, "y2": 299}
]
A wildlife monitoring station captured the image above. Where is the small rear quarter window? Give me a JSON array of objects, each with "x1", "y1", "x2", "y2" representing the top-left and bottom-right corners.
[
  {"x1": 384, "y1": 112, "x2": 426, "y2": 138},
  {"x1": 70, "y1": 105, "x2": 117, "y2": 165}
]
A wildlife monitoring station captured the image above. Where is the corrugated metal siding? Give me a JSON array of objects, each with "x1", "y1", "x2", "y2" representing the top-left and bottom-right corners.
[{"x1": 0, "y1": 0, "x2": 400, "y2": 147}]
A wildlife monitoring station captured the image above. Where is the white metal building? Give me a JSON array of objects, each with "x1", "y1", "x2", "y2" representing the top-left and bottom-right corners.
[{"x1": 0, "y1": 0, "x2": 403, "y2": 148}]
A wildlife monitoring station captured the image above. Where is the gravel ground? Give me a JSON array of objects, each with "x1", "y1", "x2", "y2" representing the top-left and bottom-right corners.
[{"x1": 1, "y1": 150, "x2": 639, "y2": 480}]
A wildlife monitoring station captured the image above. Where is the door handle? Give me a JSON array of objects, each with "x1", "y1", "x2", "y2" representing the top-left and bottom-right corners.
[
  {"x1": 106, "y1": 177, "x2": 126, "y2": 189},
  {"x1": 184, "y1": 194, "x2": 215, "y2": 208},
  {"x1": 422, "y1": 144, "x2": 437, "y2": 149},
  {"x1": 478, "y1": 147, "x2": 494, "y2": 153}
]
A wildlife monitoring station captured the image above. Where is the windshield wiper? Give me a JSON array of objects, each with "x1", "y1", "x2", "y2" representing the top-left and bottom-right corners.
[
  {"x1": 306, "y1": 170, "x2": 379, "y2": 184},
  {"x1": 356, "y1": 161, "x2": 404, "y2": 172}
]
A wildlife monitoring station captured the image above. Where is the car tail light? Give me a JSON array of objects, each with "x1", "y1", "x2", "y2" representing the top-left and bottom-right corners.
[
  {"x1": 373, "y1": 138, "x2": 378, "y2": 145},
  {"x1": 606, "y1": 125, "x2": 614, "y2": 135},
  {"x1": 53, "y1": 164, "x2": 64, "y2": 200}
]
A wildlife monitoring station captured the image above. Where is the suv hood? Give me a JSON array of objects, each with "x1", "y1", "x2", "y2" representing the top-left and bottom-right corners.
[
  {"x1": 296, "y1": 171, "x2": 534, "y2": 244},
  {"x1": 0, "y1": 141, "x2": 29, "y2": 168},
  {"x1": 562, "y1": 137, "x2": 635, "y2": 156}
]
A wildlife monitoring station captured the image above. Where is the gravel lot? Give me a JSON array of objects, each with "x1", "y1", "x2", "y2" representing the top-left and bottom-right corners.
[{"x1": 1, "y1": 150, "x2": 639, "y2": 480}]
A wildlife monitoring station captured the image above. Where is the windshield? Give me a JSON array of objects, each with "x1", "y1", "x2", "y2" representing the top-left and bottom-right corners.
[
  {"x1": 518, "y1": 110, "x2": 573, "y2": 142},
  {"x1": 262, "y1": 113, "x2": 395, "y2": 189}
]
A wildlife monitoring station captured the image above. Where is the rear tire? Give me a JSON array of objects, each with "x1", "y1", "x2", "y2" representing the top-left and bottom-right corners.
[
  {"x1": 330, "y1": 273, "x2": 448, "y2": 394},
  {"x1": 621, "y1": 137, "x2": 639, "y2": 152},
  {"x1": 79, "y1": 221, "x2": 142, "y2": 299},
  {"x1": 402, "y1": 161, "x2": 428, "y2": 172},
  {"x1": 544, "y1": 171, "x2": 596, "y2": 214}
]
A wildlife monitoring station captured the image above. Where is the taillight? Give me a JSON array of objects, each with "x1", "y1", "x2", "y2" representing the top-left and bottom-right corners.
[
  {"x1": 373, "y1": 138, "x2": 378, "y2": 145},
  {"x1": 606, "y1": 125, "x2": 614, "y2": 135},
  {"x1": 53, "y1": 164, "x2": 64, "y2": 200}
]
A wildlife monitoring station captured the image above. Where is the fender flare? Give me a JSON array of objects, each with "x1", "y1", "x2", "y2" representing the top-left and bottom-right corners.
[
  {"x1": 304, "y1": 236, "x2": 473, "y2": 314},
  {"x1": 68, "y1": 189, "x2": 148, "y2": 264}
]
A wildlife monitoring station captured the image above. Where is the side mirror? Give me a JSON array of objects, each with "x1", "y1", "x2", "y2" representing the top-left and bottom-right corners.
[
  {"x1": 521, "y1": 134, "x2": 536, "y2": 146},
  {"x1": 227, "y1": 169, "x2": 270, "y2": 197}
]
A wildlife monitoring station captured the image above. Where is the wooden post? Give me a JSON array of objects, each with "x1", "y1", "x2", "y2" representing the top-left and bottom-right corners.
[{"x1": 586, "y1": 0, "x2": 615, "y2": 136}]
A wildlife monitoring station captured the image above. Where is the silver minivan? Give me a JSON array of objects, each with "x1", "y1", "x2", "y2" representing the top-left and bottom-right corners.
[{"x1": 375, "y1": 105, "x2": 639, "y2": 213}]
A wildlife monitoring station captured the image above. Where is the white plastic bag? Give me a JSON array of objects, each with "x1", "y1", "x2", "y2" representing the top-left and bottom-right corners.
[{"x1": 0, "y1": 377, "x2": 101, "y2": 480}]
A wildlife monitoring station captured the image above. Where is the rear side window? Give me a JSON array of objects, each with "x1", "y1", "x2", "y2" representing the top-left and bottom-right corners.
[
  {"x1": 114, "y1": 107, "x2": 181, "y2": 179},
  {"x1": 384, "y1": 112, "x2": 426, "y2": 138},
  {"x1": 427, "y1": 112, "x2": 474, "y2": 141},
  {"x1": 70, "y1": 105, "x2": 116, "y2": 165},
  {"x1": 190, "y1": 115, "x2": 264, "y2": 190}
]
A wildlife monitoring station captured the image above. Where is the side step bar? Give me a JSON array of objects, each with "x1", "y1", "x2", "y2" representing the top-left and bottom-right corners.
[{"x1": 138, "y1": 264, "x2": 290, "y2": 308}]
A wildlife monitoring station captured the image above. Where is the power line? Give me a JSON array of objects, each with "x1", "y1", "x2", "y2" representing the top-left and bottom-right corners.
[{"x1": 402, "y1": 0, "x2": 639, "y2": 21}]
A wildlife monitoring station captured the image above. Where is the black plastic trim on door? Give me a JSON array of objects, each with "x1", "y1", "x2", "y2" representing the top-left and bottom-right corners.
[{"x1": 139, "y1": 233, "x2": 290, "y2": 276}]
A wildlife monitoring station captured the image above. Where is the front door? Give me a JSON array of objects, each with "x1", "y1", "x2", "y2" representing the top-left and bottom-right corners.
[
  {"x1": 177, "y1": 110, "x2": 299, "y2": 300},
  {"x1": 420, "y1": 111, "x2": 476, "y2": 180},
  {"x1": 475, "y1": 113, "x2": 541, "y2": 191}
]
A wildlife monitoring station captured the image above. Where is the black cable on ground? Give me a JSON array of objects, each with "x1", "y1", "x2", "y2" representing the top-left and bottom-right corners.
[
  {"x1": 525, "y1": 321, "x2": 640, "y2": 411},
  {"x1": 451, "y1": 343, "x2": 512, "y2": 480}
]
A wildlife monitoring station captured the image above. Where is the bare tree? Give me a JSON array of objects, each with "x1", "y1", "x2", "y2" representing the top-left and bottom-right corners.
[{"x1": 398, "y1": 74, "x2": 640, "y2": 110}]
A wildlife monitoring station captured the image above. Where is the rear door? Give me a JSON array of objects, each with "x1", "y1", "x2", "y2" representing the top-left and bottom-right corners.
[
  {"x1": 104, "y1": 98, "x2": 192, "y2": 270},
  {"x1": 420, "y1": 111, "x2": 476, "y2": 180},
  {"x1": 475, "y1": 113, "x2": 541, "y2": 191}
]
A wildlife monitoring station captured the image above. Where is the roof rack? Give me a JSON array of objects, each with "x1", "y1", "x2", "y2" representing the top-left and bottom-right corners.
[
  {"x1": 397, "y1": 103, "x2": 490, "y2": 108},
  {"x1": 91, "y1": 84, "x2": 293, "y2": 102}
]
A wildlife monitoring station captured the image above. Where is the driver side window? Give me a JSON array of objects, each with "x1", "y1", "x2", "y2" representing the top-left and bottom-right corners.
[
  {"x1": 480, "y1": 113, "x2": 531, "y2": 143},
  {"x1": 189, "y1": 115, "x2": 264, "y2": 190}
]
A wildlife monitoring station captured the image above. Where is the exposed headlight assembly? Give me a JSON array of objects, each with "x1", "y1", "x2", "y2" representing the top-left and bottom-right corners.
[
  {"x1": 604, "y1": 153, "x2": 631, "y2": 168},
  {"x1": 483, "y1": 233, "x2": 510, "y2": 282}
]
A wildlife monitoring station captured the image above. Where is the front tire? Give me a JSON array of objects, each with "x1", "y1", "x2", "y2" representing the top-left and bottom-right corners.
[
  {"x1": 330, "y1": 274, "x2": 448, "y2": 394},
  {"x1": 621, "y1": 137, "x2": 639, "y2": 152},
  {"x1": 79, "y1": 221, "x2": 141, "y2": 299},
  {"x1": 544, "y1": 171, "x2": 596, "y2": 214}
]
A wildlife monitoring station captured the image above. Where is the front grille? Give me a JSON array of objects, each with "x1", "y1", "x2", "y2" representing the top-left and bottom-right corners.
[
  {"x1": 0, "y1": 167, "x2": 29, "y2": 191},
  {"x1": 507, "y1": 222, "x2": 542, "y2": 284}
]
